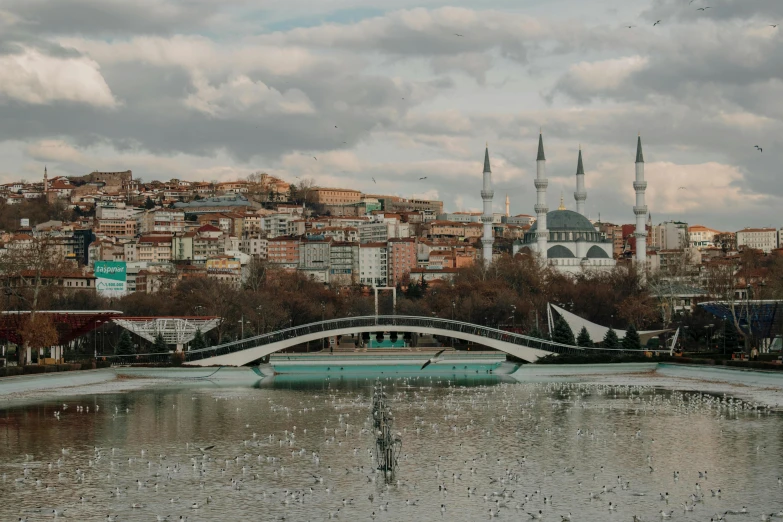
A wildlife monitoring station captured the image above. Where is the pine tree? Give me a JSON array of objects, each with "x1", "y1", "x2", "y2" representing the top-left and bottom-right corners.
[
  {"x1": 153, "y1": 333, "x2": 168, "y2": 353},
  {"x1": 722, "y1": 320, "x2": 738, "y2": 352},
  {"x1": 191, "y1": 329, "x2": 207, "y2": 350},
  {"x1": 551, "y1": 316, "x2": 575, "y2": 345},
  {"x1": 115, "y1": 330, "x2": 134, "y2": 356},
  {"x1": 576, "y1": 326, "x2": 593, "y2": 347},
  {"x1": 622, "y1": 323, "x2": 642, "y2": 350},
  {"x1": 603, "y1": 327, "x2": 620, "y2": 349},
  {"x1": 528, "y1": 326, "x2": 547, "y2": 340},
  {"x1": 144, "y1": 196, "x2": 156, "y2": 210}
]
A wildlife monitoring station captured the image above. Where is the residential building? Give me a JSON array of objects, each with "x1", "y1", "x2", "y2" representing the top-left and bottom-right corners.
[
  {"x1": 736, "y1": 227, "x2": 778, "y2": 253},
  {"x1": 387, "y1": 238, "x2": 417, "y2": 285},
  {"x1": 298, "y1": 236, "x2": 331, "y2": 283},
  {"x1": 136, "y1": 235, "x2": 173, "y2": 263},
  {"x1": 206, "y1": 255, "x2": 243, "y2": 287},
  {"x1": 311, "y1": 188, "x2": 362, "y2": 206},
  {"x1": 359, "y1": 222, "x2": 388, "y2": 244},
  {"x1": 267, "y1": 236, "x2": 300, "y2": 269},
  {"x1": 359, "y1": 242, "x2": 388, "y2": 286},
  {"x1": 137, "y1": 208, "x2": 186, "y2": 235},
  {"x1": 329, "y1": 242, "x2": 359, "y2": 285},
  {"x1": 688, "y1": 225, "x2": 721, "y2": 250}
]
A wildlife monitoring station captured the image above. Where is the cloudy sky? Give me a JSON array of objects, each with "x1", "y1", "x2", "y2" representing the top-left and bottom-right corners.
[{"x1": 1, "y1": 0, "x2": 782, "y2": 230}]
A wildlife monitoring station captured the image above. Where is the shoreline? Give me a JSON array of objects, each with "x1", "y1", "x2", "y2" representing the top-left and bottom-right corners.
[{"x1": 1, "y1": 363, "x2": 781, "y2": 410}]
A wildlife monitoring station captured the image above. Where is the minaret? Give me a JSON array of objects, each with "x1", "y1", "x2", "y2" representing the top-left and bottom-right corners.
[
  {"x1": 574, "y1": 146, "x2": 586, "y2": 216},
  {"x1": 481, "y1": 145, "x2": 495, "y2": 266},
  {"x1": 505, "y1": 194, "x2": 510, "y2": 218},
  {"x1": 535, "y1": 131, "x2": 549, "y2": 262},
  {"x1": 44, "y1": 165, "x2": 49, "y2": 193},
  {"x1": 634, "y1": 134, "x2": 648, "y2": 265}
]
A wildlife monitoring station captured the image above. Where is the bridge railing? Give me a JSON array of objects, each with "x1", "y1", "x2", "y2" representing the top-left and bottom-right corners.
[{"x1": 184, "y1": 315, "x2": 657, "y2": 362}]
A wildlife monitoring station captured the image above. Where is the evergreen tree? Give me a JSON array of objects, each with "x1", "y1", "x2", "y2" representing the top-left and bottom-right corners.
[
  {"x1": 419, "y1": 276, "x2": 429, "y2": 294},
  {"x1": 622, "y1": 323, "x2": 642, "y2": 350},
  {"x1": 576, "y1": 326, "x2": 593, "y2": 347},
  {"x1": 551, "y1": 316, "x2": 575, "y2": 345},
  {"x1": 528, "y1": 326, "x2": 547, "y2": 340},
  {"x1": 115, "y1": 330, "x2": 134, "y2": 356},
  {"x1": 191, "y1": 329, "x2": 207, "y2": 350},
  {"x1": 603, "y1": 327, "x2": 620, "y2": 349},
  {"x1": 721, "y1": 320, "x2": 738, "y2": 352},
  {"x1": 144, "y1": 196, "x2": 156, "y2": 210},
  {"x1": 153, "y1": 333, "x2": 168, "y2": 353}
]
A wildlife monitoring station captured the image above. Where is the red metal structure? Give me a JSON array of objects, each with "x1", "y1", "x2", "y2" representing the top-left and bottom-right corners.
[{"x1": 0, "y1": 310, "x2": 123, "y2": 346}]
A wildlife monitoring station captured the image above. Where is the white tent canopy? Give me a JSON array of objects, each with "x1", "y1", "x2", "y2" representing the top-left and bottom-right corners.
[{"x1": 548, "y1": 303, "x2": 670, "y2": 344}]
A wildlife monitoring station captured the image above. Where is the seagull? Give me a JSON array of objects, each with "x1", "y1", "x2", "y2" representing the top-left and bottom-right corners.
[
  {"x1": 419, "y1": 177, "x2": 427, "y2": 180},
  {"x1": 697, "y1": 7, "x2": 711, "y2": 11},
  {"x1": 454, "y1": 33, "x2": 464, "y2": 37},
  {"x1": 653, "y1": 20, "x2": 661, "y2": 26},
  {"x1": 198, "y1": 445, "x2": 215, "y2": 453},
  {"x1": 625, "y1": 25, "x2": 636, "y2": 28},
  {"x1": 313, "y1": 156, "x2": 317, "y2": 161},
  {"x1": 771, "y1": 24, "x2": 779, "y2": 28},
  {"x1": 372, "y1": 177, "x2": 376, "y2": 183},
  {"x1": 757, "y1": 147, "x2": 763, "y2": 152},
  {"x1": 421, "y1": 349, "x2": 446, "y2": 370},
  {"x1": 678, "y1": 186, "x2": 687, "y2": 190}
]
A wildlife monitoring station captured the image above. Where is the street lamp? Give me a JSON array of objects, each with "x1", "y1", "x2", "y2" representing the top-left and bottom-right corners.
[
  {"x1": 321, "y1": 302, "x2": 326, "y2": 352},
  {"x1": 94, "y1": 320, "x2": 101, "y2": 360},
  {"x1": 511, "y1": 305, "x2": 516, "y2": 329},
  {"x1": 238, "y1": 315, "x2": 245, "y2": 339}
]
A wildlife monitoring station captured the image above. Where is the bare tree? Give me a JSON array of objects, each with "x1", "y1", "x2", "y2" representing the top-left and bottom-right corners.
[{"x1": 0, "y1": 234, "x2": 73, "y2": 365}]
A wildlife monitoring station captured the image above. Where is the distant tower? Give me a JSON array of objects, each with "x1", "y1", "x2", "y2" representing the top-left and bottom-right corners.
[
  {"x1": 481, "y1": 145, "x2": 495, "y2": 266},
  {"x1": 634, "y1": 134, "x2": 648, "y2": 265},
  {"x1": 558, "y1": 191, "x2": 565, "y2": 210},
  {"x1": 44, "y1": 165, "x2": 49, "y2": 193},
  {"x1": 574, "y1": 146, "x2": 586, "y2": 216},
  {"x1": 505, "y1": 194, "x2": 510, "y2": 218},
  {"x1": 535, "y1": 131, "x2": 549, "y2": 263}
]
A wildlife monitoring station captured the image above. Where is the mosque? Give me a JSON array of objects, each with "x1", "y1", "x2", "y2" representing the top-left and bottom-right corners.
[{"x1": 481, "y1": 133, "x2": 649, "y2": 274}]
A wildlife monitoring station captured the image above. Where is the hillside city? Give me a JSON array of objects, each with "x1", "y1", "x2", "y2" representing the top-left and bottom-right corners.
[{"x1": 1, "y1": 167, "x2": 778, "y2": 293}]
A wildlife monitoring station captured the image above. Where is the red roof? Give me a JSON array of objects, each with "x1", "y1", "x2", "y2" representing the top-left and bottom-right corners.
[{"x1": 198, "y1": 224, "x2": 222, "y2": 233}]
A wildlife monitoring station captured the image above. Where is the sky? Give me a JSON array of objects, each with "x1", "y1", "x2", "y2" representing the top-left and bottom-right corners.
[{"x1": 1, "y1": 0, "x2": 782, "y2": 230}]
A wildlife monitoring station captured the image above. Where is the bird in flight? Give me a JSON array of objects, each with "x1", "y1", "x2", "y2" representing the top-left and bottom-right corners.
[
  {"x1": 372, "y1": 177, "x2": 376, "y2": 183},
  {"x1": 313, "y1": 156, "x2": 317, "y2": 160},
  {"x1": 678, "y1": 187, "x2": 687, "y2": 190},
  {"x1": 420, "y1": 349, "x2": 446, "y2": 370},
  {"x1": 771, "y1": 24, "x2": 779, "y2": 28},
  {"x1": 625, "y1": 25, "x2": 636, "y2": 29},
  {"x1": 653, "y1": 20, "x2": 661, "y2": 26},
  {"x1": 419, "y1": 177, "x2": 427, "y2": 180},
  {"x1": 754, "y1": 145, "x2": 763, "y2": 152},
  {"x1": 696, "y1": 7, "x2": 711, "y2": 11},
  {"x1": 454, "y1": 33, "x2": 464, "y2": 37}
]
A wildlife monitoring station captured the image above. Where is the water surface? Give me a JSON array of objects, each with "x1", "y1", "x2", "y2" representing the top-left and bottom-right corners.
[{"x1": 1, "y1": 374, "x2": 781, "y2": 521}]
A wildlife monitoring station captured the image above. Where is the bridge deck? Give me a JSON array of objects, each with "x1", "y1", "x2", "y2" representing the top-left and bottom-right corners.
[{"x1": 184, "y1": 316, "x2": 663, "y2": 367}]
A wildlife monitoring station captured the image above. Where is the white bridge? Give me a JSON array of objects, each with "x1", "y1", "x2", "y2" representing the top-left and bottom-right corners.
[{"x1": 184, "y1": 315, "x2": 630, "y2": 367}]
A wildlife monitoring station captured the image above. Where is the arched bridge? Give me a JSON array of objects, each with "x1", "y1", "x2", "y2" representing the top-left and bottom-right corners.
[{"x1": 185, "y1": 315, "x2": 606, "y2": 367}]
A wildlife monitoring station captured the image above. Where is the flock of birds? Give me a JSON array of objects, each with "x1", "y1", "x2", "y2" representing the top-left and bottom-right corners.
[{"x1": 0, "y1": 378, "x2": 781, "y2": 521}]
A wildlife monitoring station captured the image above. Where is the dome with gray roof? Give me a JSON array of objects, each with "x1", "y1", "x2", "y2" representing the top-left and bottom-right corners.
[{"x1": 529, "y1": 210, "x2": 595, "y2": 232}]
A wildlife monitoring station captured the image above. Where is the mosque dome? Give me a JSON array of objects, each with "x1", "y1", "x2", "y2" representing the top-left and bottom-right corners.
[{"x1": 528, "y1": 210, "x2": 595, "y2": 233}]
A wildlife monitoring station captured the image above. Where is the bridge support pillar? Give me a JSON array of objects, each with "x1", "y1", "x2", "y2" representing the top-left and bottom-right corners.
[{"x1": 373, "y1": 287, "x2": 397, "y2": 315}]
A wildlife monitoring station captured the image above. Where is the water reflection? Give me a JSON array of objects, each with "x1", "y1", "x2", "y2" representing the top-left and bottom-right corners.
[{"x1": 1, "y1": 378, "x2": 781, "y2": 521}]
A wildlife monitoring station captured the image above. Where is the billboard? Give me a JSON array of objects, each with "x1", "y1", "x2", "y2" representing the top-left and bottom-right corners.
[{"x1": 94, "y1": 261, "x2": 127, "y2": 296}]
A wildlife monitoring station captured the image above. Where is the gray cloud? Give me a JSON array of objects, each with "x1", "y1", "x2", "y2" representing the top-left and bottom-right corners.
[
  {"x1": 0, "y1": 1, "x2": 781, "y2": 231},
  {"x1": 2, "y1": 0, "x2": 239, "y2": 36},
  {"x1": 642, "y1": 0, "x2": 783, "y2": 24}
]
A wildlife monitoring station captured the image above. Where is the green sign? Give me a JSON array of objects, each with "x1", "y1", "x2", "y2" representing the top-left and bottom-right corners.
[{"x1": 94, "y1": 261, "x2": 127, "y2": 296}]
